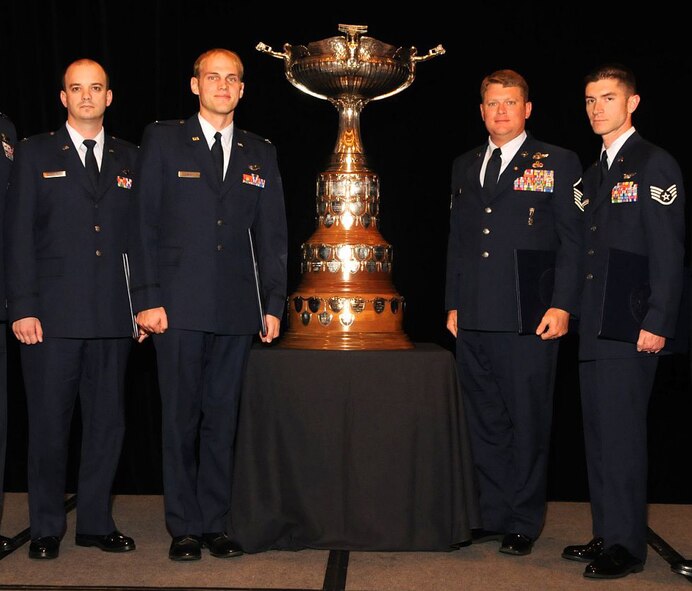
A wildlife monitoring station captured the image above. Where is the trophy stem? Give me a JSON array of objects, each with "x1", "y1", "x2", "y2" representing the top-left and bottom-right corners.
[{"x1": 327, "y1": 97, "x2": 370, "y2": 173}]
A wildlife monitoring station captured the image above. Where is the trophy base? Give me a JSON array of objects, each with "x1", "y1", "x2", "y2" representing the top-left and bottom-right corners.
[
  {"x1": 280, "y1": 289, "x2": 413, "y2": 350},
  {"x1": 278, "y1": 329, "x2": 414, "y2": 350}
]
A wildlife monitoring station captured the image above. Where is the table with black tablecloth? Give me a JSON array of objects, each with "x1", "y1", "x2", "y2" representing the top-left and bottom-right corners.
[{"x1": 228, "y1": 343, "x2": 480, "y2": 552}]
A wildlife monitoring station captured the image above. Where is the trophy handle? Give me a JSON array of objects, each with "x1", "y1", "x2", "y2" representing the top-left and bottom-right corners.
[
  {"x1": 255, "y1": 42, "x2": 289, "y2": 60},
  {"x1": 411, "y1": 45, "x2": 446, "y2": 63}
]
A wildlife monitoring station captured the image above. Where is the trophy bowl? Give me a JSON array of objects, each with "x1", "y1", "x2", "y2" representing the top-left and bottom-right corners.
[{"x1": 284, "y1": 37, "x2": 415, "y2": 101}]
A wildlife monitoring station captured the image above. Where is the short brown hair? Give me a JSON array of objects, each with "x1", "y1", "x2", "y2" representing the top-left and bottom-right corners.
[
  {"x1": 584, "y1": 63, "x2": 637, "y2": 95},
  {"x1": 480, "y1": 69, "x2": 529, "y2": 102},
  {"x1": 193, "y1": 49, "x2": 244, "y2": 81}
]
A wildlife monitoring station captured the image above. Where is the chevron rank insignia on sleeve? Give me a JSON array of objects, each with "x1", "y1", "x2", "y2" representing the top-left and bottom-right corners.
[
  {"x1": 650, "y1": 184, "x2": 678, "y2": 205},
  {"x1": 573, "y1": 179, "x2": 588, "y2": 211}
]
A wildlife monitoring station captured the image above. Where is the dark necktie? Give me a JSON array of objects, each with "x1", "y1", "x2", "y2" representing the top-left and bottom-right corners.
[
  {"x1": 83, "y1": 139, "x2": 99, "y2": 188},
  {"x1": 211, "y1": 131, "x2": 224, "y2": 182},
  {"x1": 483, "y1": 147, "x2": 502, "y2": 196},
  {"x1": 599, "y1": 151, "x2": 609, "y2": 186}
]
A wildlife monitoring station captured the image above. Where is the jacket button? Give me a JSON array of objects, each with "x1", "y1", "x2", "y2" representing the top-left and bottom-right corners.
[
  {"x1": 587, "y1": 249, "x2": 594, "y2": 255},
  {"x1": 484, "y1": 207, "x2": 492, "y2": 214},
  {"x1": 481, "y1": 251, "x2": 489, "y2": 258},
  {"x1": 586, "y1": 273, "x2": 593, "y2": 280},
  {"x1": 590, "y1": 225, "x2": 597, "y2": 232},
  {"x1": 217, "y1": 219, "x2": 223, "y2": 226},
  {"x1": 217, "y1": 244, "x2": 223, "y2": 251},
  {"x1": 482, "y1": 228, "x2": 490, "y2": 235},
  {"x1": 94, "y1": 225, "x2": 101, "y2": 232},
  {"x1": 95, "y1": 250, "x2": 102, "y2": 257}
]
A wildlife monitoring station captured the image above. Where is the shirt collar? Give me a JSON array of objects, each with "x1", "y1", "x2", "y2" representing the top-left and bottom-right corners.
[
  {"x1": 487, "y1": 131, "x2": 527, "y2": 168},
  {"x1": 602, "y1": 126, "x2": 636, "y2": 167},
  {"x1": 65, "y1": 121, "x2": 105, "y2": 152},
  {"x1": 197, "y1": 114, "x2": 233, "y2": 149}
]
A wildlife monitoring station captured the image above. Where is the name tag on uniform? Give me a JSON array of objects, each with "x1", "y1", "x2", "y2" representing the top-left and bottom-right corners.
[
  {"x1": 178, "y1": 171, "x2": 201, "y2": 178},
  {"x1": 42, "y1": 170, "x2": 67, "y2": 178},
  {"x1": 611, "y1": 181, "x2": 637, "y2": 203},
  {"x1": 514, "y1": 169, "x2": 554, "y2": 193}
]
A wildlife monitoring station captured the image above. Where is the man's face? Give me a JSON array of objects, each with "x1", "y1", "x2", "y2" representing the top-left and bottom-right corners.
[
  {"x1": 585, "y1": 78, "x2": 639, "y2": 141},
  {"x1": 191, "y1": 51, "x2": 244, "y2": 118},
  {"x1": 60, "y1": 62, "x2": 112, "y2": 124},
  {"x1": 480, "y1": 84, "x2": 531, "y2": 145}
]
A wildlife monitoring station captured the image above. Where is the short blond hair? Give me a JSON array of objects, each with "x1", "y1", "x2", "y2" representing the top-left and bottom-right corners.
[
  {"x1": 193, "y1": 49, "x2": 244, "y2": 81},
  {"x1": 480, "y1": 69, "x2": 529, "y2": 102}
]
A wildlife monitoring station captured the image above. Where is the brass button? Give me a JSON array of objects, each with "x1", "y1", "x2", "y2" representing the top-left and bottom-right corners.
[
  {"x1": 484, "y1": 207, "x2": 492, "y2": 213},
  {"x1": 94, "y1": 225, "x2": 101, "y2": 232},
  {"x1": 95, "y1": 250, "x2": 102, "y2": 257},
  {"x1": 482, "y1": 228, "x2": 490, "y2": 235},
  {"x1": 481, "y1": 251, "x2": 489, "y2": 258}
]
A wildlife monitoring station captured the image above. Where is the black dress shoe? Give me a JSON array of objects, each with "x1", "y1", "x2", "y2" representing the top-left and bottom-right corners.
[
  {"x1": 202, "y1": 532, "x2": 243, "y2": 558},
  {"x1": 0, "y1": 535, "x2": 14, "y2": 556},
  {"x1": 499, "y1": 533, "x2": 534, "y2": 556},
  {"x1": 169, "y1": 535, "x2": 202, "y2": 561},
  {"x1": 29, "y1": 536, "x2": 61, "y2": 559},
  {"x1": 471, "y1": 529, "x2": 504, "y2": 544},
  {"x1": 583, "y1": 544, "x2": 643, "y2": 579},
  {"x1": 561, "y1": 536, "x2": 604, "y2": 562},
  {"x1": 75, "y1": 530, "x2": 136, "y2": 552},
  {"x1": 672, "y1": 559, "x2": 692, "y2": 576}
]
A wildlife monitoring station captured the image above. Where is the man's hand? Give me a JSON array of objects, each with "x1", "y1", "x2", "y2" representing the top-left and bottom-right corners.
[
  {"x1": 260, "y1": 314, "x2": 281, "y2": 343},
  {"x1": 12, "y1": 317, "x2": 43, "y2": 344},
  {"x1": 136, "y1": 307, "x2": 168, "y2": 342},
  {"x1": 446, "y1": 310, "x2": 458, "y2": 338},
  {"x1": 536, "y1": 307, "x2": 570, "y2": 340},
  {"x1": 637, "y1": 329, "x2": 665, "y2": 354}
]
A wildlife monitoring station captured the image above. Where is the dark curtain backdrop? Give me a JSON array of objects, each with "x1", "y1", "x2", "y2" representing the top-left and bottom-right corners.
[{"x1": 1, "y1": 2, "x2": 690, "y2": 502}]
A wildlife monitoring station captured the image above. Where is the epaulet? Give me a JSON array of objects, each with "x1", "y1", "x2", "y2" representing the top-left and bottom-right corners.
[
  {"x1": 237, "y1": 128, "x2": 272, "y2": 144},
  {"x1": 154, "y1": 119, "x2": 185, "y2": 126},
  {"x1": 109, "y1": 135, "x2": 138, "y2": 149}
]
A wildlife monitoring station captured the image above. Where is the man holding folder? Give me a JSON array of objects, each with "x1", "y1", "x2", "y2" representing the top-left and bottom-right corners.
[
  {"x1": 128, "y1": 48, "x2": 287, "y2": 561},
  {"x1": 445, "y1": 70, "x2": 583, "y2": 556},
  {"x1": 562, "y1": 64, "x2": 685, "y2": 579}
]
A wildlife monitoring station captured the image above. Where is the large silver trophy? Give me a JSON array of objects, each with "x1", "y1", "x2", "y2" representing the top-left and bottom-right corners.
[{"x1": 258, "y1": 24, "x2": 444, "y2": 350}]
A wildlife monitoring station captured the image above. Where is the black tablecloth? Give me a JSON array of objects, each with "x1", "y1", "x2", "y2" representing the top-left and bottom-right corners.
[{"x1": 228, "y1": 343, "x2": 480, "y2": 551}]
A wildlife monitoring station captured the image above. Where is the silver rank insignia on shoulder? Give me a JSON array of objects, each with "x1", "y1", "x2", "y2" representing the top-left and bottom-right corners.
[{"x1": 650, "y1": 184, "x2": 678, "y2": 205}]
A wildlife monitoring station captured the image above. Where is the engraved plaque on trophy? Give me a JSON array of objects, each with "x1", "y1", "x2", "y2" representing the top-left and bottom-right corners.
[{"x1": 257, "y1": 24, "x2": 444, "y2": 349}]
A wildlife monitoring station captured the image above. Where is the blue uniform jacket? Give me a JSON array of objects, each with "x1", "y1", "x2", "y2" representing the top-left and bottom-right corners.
[
  {"x1": 578, "y1": 132, "x2": 686, "y2": 359},
  {"x1": 0, "y1": 113, "x2": 16, "y2": 322},
  {"x1": 4, "y1": 125, "x2": 138, "y2": 338},
  {"x1": 446, "y1": 134, "x2": 583, "y2": 331},
  {"x1": 128, "y1": 116, "x2": 288, "y2": 335}
]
